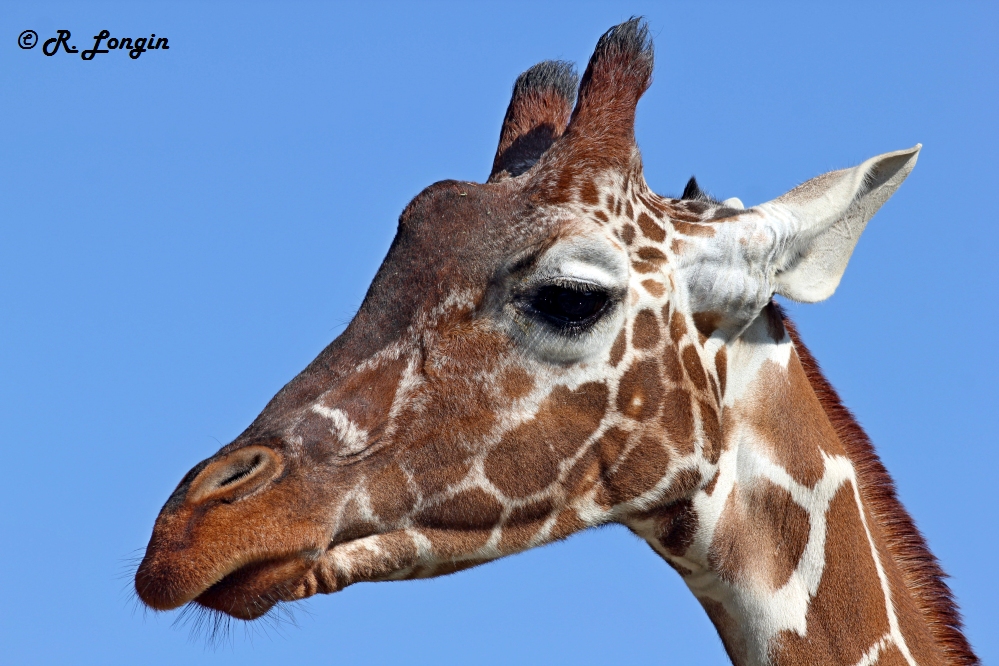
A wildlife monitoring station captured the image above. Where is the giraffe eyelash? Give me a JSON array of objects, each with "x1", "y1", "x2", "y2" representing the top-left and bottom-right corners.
[{"x1": 520, "y1": 279, "x2": 615, "y2": 335}]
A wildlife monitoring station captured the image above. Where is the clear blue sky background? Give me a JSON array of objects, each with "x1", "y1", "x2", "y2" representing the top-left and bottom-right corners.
[{"x1": 2, "y1": 2, "x2": 996, "y2": 664}]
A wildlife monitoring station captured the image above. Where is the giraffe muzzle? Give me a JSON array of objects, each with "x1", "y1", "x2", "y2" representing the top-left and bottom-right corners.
[{"x1": 136, "y1": 443, "x2": 337, "y2": 616}]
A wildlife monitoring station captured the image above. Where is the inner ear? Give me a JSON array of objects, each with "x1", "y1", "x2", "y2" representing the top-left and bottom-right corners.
[{"x1": 488, "y1": 60, "x2": 578, "y2": 182}]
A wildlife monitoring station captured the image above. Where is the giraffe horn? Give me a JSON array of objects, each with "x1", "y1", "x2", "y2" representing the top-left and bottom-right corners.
[
  {"x1": 526, "y1": 18, "x2": 654, "y2": 201},
  {"x1": 569, "y1": 16, "x2": 653, "y2": 156},
  {"x1": 488, "y1": 60, "x2": 578, "y2": 183}
]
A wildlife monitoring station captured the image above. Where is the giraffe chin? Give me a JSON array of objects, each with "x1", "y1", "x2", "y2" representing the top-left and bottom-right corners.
[{"x1": 193, "y1": 551, "x2": 339, "y2": 620}]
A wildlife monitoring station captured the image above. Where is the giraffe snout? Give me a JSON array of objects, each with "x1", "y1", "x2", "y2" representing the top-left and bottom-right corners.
[{"x1": 136, "y1": 443, "x2": 333, "y2": 614}]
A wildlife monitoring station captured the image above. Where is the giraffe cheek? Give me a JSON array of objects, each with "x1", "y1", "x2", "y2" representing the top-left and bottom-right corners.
[
  {"x1": 485, "y1": 427, "x2": 560, "y2": 498},
  {"x1": 367, "y1": 463, "x2": 415, "y2": 520},
  {"x1": 604, "y1": 435, "x2": 672, "y2": 503},
  {"x1": 484, "y1": 382, "x2": 608, "y2": 498},
  {"x1": 412, "y1": 488, "x2": 505, "y2": 557}
]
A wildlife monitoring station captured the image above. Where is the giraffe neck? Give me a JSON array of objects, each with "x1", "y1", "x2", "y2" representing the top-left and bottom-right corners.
[{"x1": 636, "y1": 308, "x2": 953, "y2": 666}]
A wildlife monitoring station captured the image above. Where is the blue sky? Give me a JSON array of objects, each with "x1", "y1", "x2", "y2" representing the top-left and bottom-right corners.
[{"x1": 1, "y1": 2, "x2": 996, "y2": 664}]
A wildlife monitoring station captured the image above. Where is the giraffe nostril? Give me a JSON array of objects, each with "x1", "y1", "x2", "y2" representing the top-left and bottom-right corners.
[
  {"x1": 217, "y1": 454, "x2": 263, "y2": 488},
  {"x1": 185, "y1": 445, "x2": 282, "y2": 504}
]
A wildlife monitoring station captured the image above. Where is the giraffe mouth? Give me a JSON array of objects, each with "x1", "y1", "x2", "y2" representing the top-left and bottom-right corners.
[
  {"x1": 138, "y1": 527, "x2": 380, "y2": 620},
  {"x1": 192, "y1": 549, "x2": 338, "y2": 620},
  {"x1": 203, "y1": 530, "x2": 430, "y2": 620},
  {"x1": 147, "y1": 529, "x2": 407, "y2": 620}
]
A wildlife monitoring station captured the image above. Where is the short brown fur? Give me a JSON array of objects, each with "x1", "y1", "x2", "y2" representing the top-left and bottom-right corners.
[{"x1": 784, "y1": 310, "x2": 977, "y2": 665}]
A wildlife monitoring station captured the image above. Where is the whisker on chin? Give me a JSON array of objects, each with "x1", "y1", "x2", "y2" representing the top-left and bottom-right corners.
[
  {"x1": 165, "y1": 591, "x2": 306, "y2": 649},
  {"x1": 173, "y1": 602, "x2": 234, "y2": 650}
]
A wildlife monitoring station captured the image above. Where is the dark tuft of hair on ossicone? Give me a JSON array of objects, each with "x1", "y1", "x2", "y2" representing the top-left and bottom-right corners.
[
  {"x1": 512, "y1": 60, "x2": 578, "y2": 106},
  {"x1": 489, "y1": 60, "x2": 580, "y2": 181}
]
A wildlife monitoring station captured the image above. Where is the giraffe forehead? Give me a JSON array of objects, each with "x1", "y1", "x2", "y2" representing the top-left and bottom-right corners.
[{"x1": 562, "y1": 174, "x2": 679, "y2": 268}]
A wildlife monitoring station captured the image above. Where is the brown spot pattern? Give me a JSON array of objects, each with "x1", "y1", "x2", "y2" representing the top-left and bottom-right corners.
[
  {"x1": 703, "y1": 470, "x2": 719, "y2": 495},
  {"x1": 616, "y1": 359, "x2": 664, "y2": 422},
  {"x1": 708, "y1": 479, "x2": 810, "y2": 591},
  {"x1": 877, "y1": 644, "x2": 911, "y2": 666},
  {"x1": 636, "y1": 211, "x2": 665, "y2": 242},
  {"x1": 699, "y1": 399, "x2": 723, "y2": 463},
  {"x1": 714, "y1": 347, "x2": 727, "y2": 396},
  {"x1": 499, "y1": 498, "x2": 557, "y2": 552},
  {"x1": 631, "y1": 261, "x2": 659, "y2": 274},
  {"x1": 369, "y1": 464, "x2": 415, "y2": 519},
  {"x1": 632, "y1": 309, "x2": 660, "y2": 349},
  {"x1": 640, "y1": 279, "x2": 664, "y2": 297},
  {"x1": 661, "y1": 389, "x2": 695, "y2": 455},
  {"x1": 682, "y1": 345, "x2": 708, "y2": 391},
  {"x1": 747, "y1": 356, "x2": 838, "y2": 487},
  {"x1": 662, "y1": 345, "x2": 683, "y2": 383},
  {"x1": 414, "y1": 487, "x2": 504, "y2": 532},
  {"x1": 621, "y1": 223, "x2": 636, "y2": 245},
  {"x1": 673, "y1": 220, "x2": 716, "y2": 237},
  {"x1": 485, "y1": 383, "x2": 607, "y2": 497},
  {"x1": 499, "y1": 366, "x2": 535, "y2": 399},
  {"x1": 597, "y1": 427, "x2": 629, "y2": 475},
  {"x1": 551, "y1": 509, "x2": 585, "y2": 540},
  {"x1": 768, "y1": 483, "x2": 890, "y2": 664},
  {"x1": 407, "y1": 440, "x2": 473, "y2": 497},
  {"x1": 692, "y1": 311, "x2": 722, "y2": 338},
  {"x1": 637, "y1": 246, "x2": 667, "y2": 263},
  {"x1": 669, "y1": 309, "x2": 687, "y2": 343},
  {"x1": 608, "y1": 328, "x2": 626, "y2": 367},
  {"x1": 606, "y1": 436, "x2": 670, "y2": 501}
]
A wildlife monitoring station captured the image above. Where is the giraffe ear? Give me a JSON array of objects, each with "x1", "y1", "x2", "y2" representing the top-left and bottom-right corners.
[
  {"x1": 761, "y1": 145, "x2": 921, "y2": 302},
  {"x1": 488, "y1": 61, "x2": 578, "y2": 182}
]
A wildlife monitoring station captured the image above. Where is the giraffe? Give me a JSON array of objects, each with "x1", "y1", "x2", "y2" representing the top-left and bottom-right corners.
[{"x1": 135, "y1": 20, "x2": 978, "y2": 666}]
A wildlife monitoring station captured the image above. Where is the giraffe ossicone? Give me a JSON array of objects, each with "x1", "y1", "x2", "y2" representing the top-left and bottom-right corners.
[{"x1": 136, "y1": 19, "x2": 977, "y2": 666}]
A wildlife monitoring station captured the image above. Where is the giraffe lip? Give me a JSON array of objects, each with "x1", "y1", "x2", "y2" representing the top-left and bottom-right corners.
[{"x1": 193, "y1": 550, "x2": 331, "y2": 620}]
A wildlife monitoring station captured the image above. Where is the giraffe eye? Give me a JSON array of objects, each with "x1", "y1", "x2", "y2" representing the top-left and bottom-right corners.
[{"x1": 528, "y1": 283, "x2": 610, "y2": 329}]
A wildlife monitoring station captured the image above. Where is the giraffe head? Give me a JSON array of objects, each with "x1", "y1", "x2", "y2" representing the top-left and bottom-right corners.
[{"x1": 135, "y1": 19, "x2": 918, "y2": 622}]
